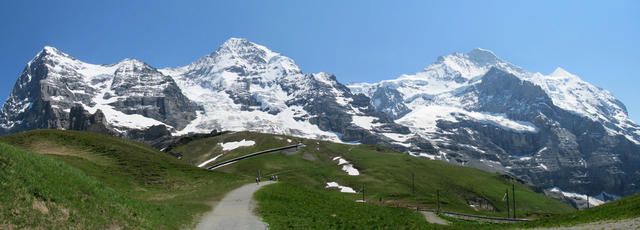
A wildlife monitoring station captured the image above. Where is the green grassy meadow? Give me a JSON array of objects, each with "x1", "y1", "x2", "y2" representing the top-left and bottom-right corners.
[
  {"x1": 2, "y1": 129, "x2": 638, "y2": 229},
  {"x1": 168, "y1": 131, "x2": 574, "y2": 219},
  {"x1": 255, "y1": 182, "x2": 433, "y2": 229},
  {"x1": 0, "y1": 130, "x2": 246, "y2": 229}
]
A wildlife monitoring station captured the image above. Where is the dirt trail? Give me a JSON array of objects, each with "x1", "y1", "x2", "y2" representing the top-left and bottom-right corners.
[
  {"x1": 194, "y1": 181, "x2": 276, "y2": 230},
  {"x1": 421, "y1": 211, "x2": 449, "y2": 225}
]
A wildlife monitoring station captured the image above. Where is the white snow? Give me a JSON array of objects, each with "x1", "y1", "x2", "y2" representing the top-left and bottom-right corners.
[
  {"x1": 166, "y1": 66, "x2": 349, "y2": 144},
  {"x1": 409, "y1": 151, "x2": 439, "y2": 160},
  {"x1": 547, "y1": 187, "x2": 606, "y2": 207},
  {"x1": 351, "y1": 116, "x2": 378, "y2": 130},
  {"x1": 538, "y1": 163, "x2": 548, "y2": 170},
  {"x1": 197, "y1": 154, "x2": 223, "y2": 168},
  {"x1": 325, "y1": 182, "x2": 357, "y2": 194},
  {"x1": 332, "y1": 156, "x2": 360, "y2": 176},
  {"x1": 513, "y1": 155, "x2": 532, "y2": 161},
  {"x1": 382, "y1": 133, "x2": 411, "y2": 142},
  {"x1": 348, "y1": 47, "x2": 640, "y2": 148},
  {"x1": 219, "y1": 139, "x2": 255, "y2": 151},
  {"x1": 397, "y1": 105, "x2": 538, "y2": 134}
]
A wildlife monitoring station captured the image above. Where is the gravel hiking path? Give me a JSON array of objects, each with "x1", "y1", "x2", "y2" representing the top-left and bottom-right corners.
[
  {"x1": 194, "y1": 181, "x2": 276, "y2": 230},
  {"x1": 421, "y1": 211, "x2": 449, "y2": 225},
  {"x1": 529, "y1": 217, "x2": 640, "y2": 230}
]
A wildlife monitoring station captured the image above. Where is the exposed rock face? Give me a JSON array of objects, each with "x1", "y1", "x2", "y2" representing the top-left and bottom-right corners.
[
  {"x1": 431, "y1": 68, "x2": 640, "y2": 196},
  {"x1": 0, "y1": 46, "x2": 199, "y2": 142},
  {"x1": 68, "y1": 104, "x2": 111, "y2": 134},
  {"x1": 106, "y1": 59, "x2": 200, "y2": 130},
  {"x1": 1, "y1": 40, "x2": 639, "y2": 201}
]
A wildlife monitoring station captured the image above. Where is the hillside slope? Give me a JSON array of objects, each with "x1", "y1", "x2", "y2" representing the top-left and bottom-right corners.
[
  {"x1": 0, "y1": 142, "x2": 166, "y2": 229},
  {"x1": 0, "y1": 130, "x2": 246, "y2": 229},
  {"x1": 518, "y1": 192, "x2": 640, "y2": 228},
  {"x1": 167, "y1": 131, "x2": 574, "y2": 218}
]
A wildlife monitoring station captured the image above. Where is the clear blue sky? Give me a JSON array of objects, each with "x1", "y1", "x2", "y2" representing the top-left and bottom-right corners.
[{"x1": 1, "y1": 1, "x2": 638, "y2": 122}]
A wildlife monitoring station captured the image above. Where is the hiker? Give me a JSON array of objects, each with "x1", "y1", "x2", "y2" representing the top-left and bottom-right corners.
[
  {"x1": 275, "y1": 175, "x2": 279, "y2": 181},
  {"x1": 256, "y1": 177, "x2": 259, "y2": 185}
]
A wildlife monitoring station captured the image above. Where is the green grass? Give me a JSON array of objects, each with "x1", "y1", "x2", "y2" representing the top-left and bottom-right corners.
[
  {"x1": 0, "y1": 129, "x2": 247, "y2": 229},
  {"x1": 515, "y1": 192, "x2": 640, "y2": 228},
  {"x1": 255, "y1": 182, "x2": 433, "y2": 229},
  {"x1": 168, "y1": 131, "x2": 574, "y2": 219},
  {"x1": 0, "y1": 142, "x2": 155, "y2": 229},
  {"x1": 432, "y1": 193, "x2": 640, "y2": 229},
  {"x1": 5, "y1": 129, "x2": 627, "y2": 229}
]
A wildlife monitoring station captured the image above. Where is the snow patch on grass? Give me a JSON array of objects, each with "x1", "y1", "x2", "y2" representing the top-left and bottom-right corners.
[
  {"x1": 325, "y1": 182, "x2": 357, "y2": 193},
  {"x1": 197, "y1": 154, "x2": 223, "y2": 168},
  {"x1": 220, "y1": 139, "x2": 255, "y2": 151},
  {"x1": 332, "y1": 156, "x2": 360, "y2": 176}
]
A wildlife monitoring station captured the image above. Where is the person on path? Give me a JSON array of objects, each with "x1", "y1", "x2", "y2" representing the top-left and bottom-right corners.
[{"x1": 255, "y1": 177, "x2": 259, "y2": 185}]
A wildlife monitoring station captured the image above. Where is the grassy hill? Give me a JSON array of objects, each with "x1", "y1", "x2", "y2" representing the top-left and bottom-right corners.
[
  {"x1": 7, "y1": 129, "x2": 623, "y2": 229},
  {"x1": 516, "y1": 192, "x2": 640, "y2": 228},
  {"x1": 255, "y1": 182, "x2": 433, "y2": 229},
  {"x1": 0, "y1": 142, "x2": 150, "y2": 229},
  {"x1": 167, "y1": 131, "x2": 574, "y2": 219},
  {"x1": 0, "y1": 130, "x2": 246, "y2": 229}
]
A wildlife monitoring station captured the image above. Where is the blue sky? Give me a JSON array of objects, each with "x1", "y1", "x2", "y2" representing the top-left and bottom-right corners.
[{"x1": 1, "y1": 0, "x2": 638, "y2": 121}]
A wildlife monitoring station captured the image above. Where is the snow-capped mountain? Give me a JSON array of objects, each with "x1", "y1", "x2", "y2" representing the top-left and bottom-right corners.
[
  {"x1": 1, "y1": 39, "x2": 638, "y2": 200},
  {"x1": 0, "y1": 46, "x2": 200, "y2": 138},
  {"x1": 157, "y1": 38, "x2": 413, "y2": 147},
  {"x1": 349, "y1": 48, "x2": 640, "y2": 198},
  {"x1": 0, "y1": 38, "x2": 418, "y2": 150}
]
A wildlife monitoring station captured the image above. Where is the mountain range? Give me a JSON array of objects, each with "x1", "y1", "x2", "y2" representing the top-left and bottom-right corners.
[{"x1": 1, "y1": 38, "x2": 638, "y2": 202}]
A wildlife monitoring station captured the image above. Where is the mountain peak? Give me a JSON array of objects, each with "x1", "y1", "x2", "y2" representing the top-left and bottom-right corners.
[
  {"x1": 549, "y1": 67, "x2": 578, "y2": 79},
  {"x1": 220, "y1": 37, "x2": 252, "y2": 48},
  {"x1": 466, "y1": 48, "x2": 500, "y2": 66},
  {"x1": 114, "y1": 58, "x2": 154, "y2": 73},
  {"x1": 119, "y1": 58, "x2": 146, "y2": 65},
  {"x1": 218, "y1": 37, "x2": 268, "y2": 53},
  {"x1": 42, "y1": 45, "x2": 60, "y2": 53},
  {"x1": 36, "y1": 45, "x2": 72, "y2": 60},
  {"x1": 213, "y1": 37, "x2": 278, "y2": 63}
]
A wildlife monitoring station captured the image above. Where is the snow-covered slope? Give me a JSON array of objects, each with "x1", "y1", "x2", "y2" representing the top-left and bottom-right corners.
[
  {"x1": 348, "y1": 48, "x2": 640, "y2": 199},
  {"x1": 158, "y1": 38, "x2": 408, "y2": 144},
  {"x1": 0, "y1": 46, "x2": 198, "y2": 134},
  {"x1": 0, "y1": 38, "x2": 412, "y2": 150},
  {"x1": 350, "y1": 49, "x2": 639, "y2": 145}
]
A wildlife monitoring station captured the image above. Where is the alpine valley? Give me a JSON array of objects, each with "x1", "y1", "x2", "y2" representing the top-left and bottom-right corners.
[{"x1": 2, "y1": 38, "x2": 639, "y2": 207}]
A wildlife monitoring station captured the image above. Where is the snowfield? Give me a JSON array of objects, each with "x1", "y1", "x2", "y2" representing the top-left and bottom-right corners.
[
  {"x1": 547, "y1": 187, "x2": 605, "y2": 207},
  {"x1": 325, "y1": 182, "x2": 357, "y2": 193},
  {"x1": 332, "y1": 156, "x2": 360, "y2": 176},
  {"x1": 220, "y1": 139, "x2": 255, "y2": 151}
]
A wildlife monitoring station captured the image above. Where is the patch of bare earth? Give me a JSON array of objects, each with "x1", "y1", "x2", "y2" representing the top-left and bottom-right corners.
[{"x1": 32, "y1": 200, "x2": 49, "y2": 214}]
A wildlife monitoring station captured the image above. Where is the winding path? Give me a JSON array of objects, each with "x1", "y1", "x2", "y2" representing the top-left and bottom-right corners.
[
  {"x1": 194, "y1": 181, "x2": 276, "y2": 230},
  {"x1": 420, "y1": 211, "x2": 449, "y2": 225}
]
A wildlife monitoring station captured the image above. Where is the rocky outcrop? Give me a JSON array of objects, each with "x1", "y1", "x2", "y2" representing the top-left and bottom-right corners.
[
  {"x1": 68, "y1": 104, "x2": 112, "y2": 134},
  {"x1": 0, "y1": 46, "x2": 199, "y2": 140}
]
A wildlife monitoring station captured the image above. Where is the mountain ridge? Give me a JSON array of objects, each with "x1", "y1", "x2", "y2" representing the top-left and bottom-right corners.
[{"x1": 1, "y1": 38, "x2": 639, "y2": 201}]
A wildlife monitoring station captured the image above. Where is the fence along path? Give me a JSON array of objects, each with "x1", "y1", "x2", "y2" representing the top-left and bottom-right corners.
[{"x1": 207, "y1": 143, "x2": 304, "y2": 170}]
